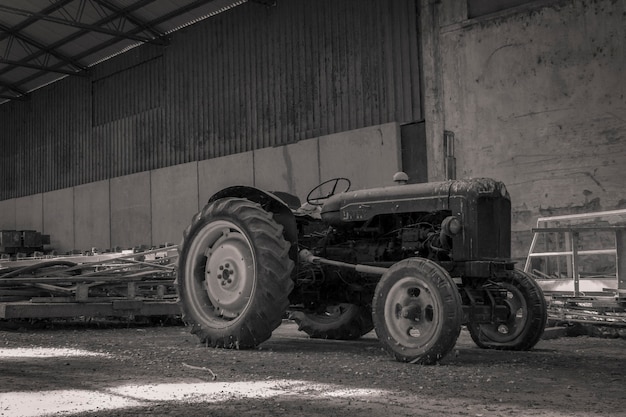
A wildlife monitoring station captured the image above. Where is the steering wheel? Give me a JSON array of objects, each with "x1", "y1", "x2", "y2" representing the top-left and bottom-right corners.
[{"x1": 306, "y1": 178, "x2": 351, "y2": 206}]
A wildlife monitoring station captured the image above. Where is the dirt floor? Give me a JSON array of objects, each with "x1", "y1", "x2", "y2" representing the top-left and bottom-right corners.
[{"x1": 0, "y1": 319, "x2": 625, "y2": 417}]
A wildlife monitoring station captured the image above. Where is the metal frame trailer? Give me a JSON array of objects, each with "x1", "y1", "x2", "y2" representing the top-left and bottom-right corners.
[
  {"x1": 0, "y1": 246, "x2": 180, "y2": 320},
  {"x1": 525, "y1": 209, "x2": 626, "y2": 326}
]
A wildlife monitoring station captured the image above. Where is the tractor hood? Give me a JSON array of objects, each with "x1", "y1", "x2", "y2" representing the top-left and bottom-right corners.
[{"x1": 320, "y1": 178, "x2": 509, "y2": 226}]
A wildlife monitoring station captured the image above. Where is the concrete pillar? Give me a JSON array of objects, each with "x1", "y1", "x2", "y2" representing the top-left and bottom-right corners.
[{"x1": 419, "y1": 0, "x2": 446, "y2": 181}]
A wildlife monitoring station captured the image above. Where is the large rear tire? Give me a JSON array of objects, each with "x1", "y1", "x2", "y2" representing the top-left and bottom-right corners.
[
  {"x1": 373, "y1": 258, "x2": 463, "y2": 364},
  {"x1": 291, "y1": 303, "x2": 374, "y2": 340},
  {"x1": 467, "y1": 269, "x2": 547, "y2": 350},
  {"x1": 177, "y1": 198, "x2": 294, "y2": 349}
]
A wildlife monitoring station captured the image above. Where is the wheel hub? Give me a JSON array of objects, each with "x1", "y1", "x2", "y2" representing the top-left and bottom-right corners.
[
  {"x1": 217, "y1": 263, "x2": 235, "y2": 285},
  {"x1": 384, "y1": 277, "x2": 441, "y2": 348},
  {"x1": 400, "y1": 303, "x2": 422, "y2": 321},
  {"x1": 497, "y1": 324, "x2": 510, "y2": 334},
  {"x1": 474, "y1": 284, "x2": 527, "y2": 342},
  {"x1": 204, "y1": 228, "x2": 254, "y2": 319}
]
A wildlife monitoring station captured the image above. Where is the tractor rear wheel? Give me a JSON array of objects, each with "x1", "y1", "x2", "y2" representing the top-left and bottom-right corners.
[
  {"x1": 373, "y1": 258, "x2": 463, "y2": 364},
  {"x1": 467, "y1": 269, "x2": 547, "y2": 350},
  {"x1": 177, "y1": 197, "x2": 294, "y2": 349},
  {"x1": 291, "y1": 303, "x2": 374, "y2": 340}
]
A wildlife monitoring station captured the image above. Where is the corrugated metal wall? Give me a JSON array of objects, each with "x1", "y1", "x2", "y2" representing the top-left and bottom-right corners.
[{"x1": 0, "y1": 0, "x2": 422, "y2": 200}]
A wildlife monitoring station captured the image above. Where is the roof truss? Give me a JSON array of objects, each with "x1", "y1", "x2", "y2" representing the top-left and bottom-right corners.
[{"x1": 0, "y1": 0, "x2": 231, "y2": 103}]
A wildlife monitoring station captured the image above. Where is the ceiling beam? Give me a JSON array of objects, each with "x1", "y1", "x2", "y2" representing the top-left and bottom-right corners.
[
  {"x1": 0, "y1": 0, "x2": 242, "y2": 102},
  {"x1": 0, "y1": 0, "x2": 73, "y2": 43},
  {"x1": 0, "y1": 23, "x2": 87, "y2": 72},
  {"x1": 149, "y1": 0, "x2": 239, "y2": 30},
  {"x1": 0, "y1": 4, "x2": 167, "y2": 45},
  {"x1": 0, "y1": 78, "x2": 27, "y2": 96},
  {"x1": 0, "y1": 58, "x2": 86, "y2": 76},
  {"x1": 68, "y1": 0, "x2": 224, "y2": 65},
  {"x1": 92, "y1": 0, "x2": 165, "y2": 39},
  {"x1": 0, "y1": 0, "x2": 157, "y2": 81},
  {"x1": 31, "y1": 0, "x2": 229, "y2": 73}
]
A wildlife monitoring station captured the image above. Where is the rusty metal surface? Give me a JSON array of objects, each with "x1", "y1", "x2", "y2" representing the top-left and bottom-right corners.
[{"x1": 319, "y1": 179, "x2": 451, "y2": 226}]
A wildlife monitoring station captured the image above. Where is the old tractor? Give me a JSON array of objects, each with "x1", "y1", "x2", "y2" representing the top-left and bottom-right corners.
[{"x1": 176, "y1": 175, "x2": 547, "y2": 364}]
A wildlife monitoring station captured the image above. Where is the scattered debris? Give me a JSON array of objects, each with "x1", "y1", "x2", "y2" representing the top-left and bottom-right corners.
[{"x1": 182, "y1": 362, "x2": 218, "y2": 380}]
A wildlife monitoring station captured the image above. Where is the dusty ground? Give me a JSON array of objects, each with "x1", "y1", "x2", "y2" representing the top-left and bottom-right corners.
[{"x1": 0, "y1": 320, "x2": 625, "y2": 417}]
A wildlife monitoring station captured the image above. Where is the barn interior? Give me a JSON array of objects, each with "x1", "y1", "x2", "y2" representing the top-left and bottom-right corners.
[{"x1": 0, "y1": 1, "x2": 624, "y2": 416}]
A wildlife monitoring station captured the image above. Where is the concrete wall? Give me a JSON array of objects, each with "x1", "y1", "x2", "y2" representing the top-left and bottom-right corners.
[
  {"x1": 110, "y1": 172, "x2": 152, "y2": 250},
  {"x1": 198, "y1": 152, "x2": 255, "y2": 207},
  {"x1": 15, "y1": 195, "x2": 43, "y2": 232},
  {"x1": 0, "y1": 123, "x2": 401, "y2": 253},
  {"x1": 151, "y1": 163, "x2": 199, "y2": 246},
  {"x1": 0, "y1": 199, "x2": 15, "y2": 230},
  {"x1": 421, "y1": 0, "x2": 626, "y2": 259},
  {"x1": 74, "y1": 181, "x2": 110, "y2": 251},
  {"x1": 43, "y1": 188, "x2": 74, "y2": 254}
]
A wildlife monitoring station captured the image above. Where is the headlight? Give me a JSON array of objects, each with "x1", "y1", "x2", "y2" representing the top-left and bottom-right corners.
[{"x1": 441, "y1": 216, "x2": 462, "y2": 236}]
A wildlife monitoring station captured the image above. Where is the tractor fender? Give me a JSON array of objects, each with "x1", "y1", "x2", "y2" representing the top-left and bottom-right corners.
[{"x1": 208, "y1": 186, "x2": 299, "y2": 256}]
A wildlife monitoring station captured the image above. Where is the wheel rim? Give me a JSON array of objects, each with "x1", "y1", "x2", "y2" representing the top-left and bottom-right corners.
[
  {"x1": 383, "y1": 276, "x2": 443, "y2": 349},
  {"x1": 183, "y1": 220, "x2": 256, "y2": 327},
  {"x1": 478, "y1": 283, "x2": 527, "y2": 342}
]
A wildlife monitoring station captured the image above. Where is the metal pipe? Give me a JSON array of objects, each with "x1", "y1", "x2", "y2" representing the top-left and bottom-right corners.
[{"x1": 298, "y1": 249, "x2": 388, "y2": 276}]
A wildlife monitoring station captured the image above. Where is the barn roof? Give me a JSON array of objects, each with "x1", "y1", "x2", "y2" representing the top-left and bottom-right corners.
[{"x1": 0, "y1": 0, "x2": 249, "y2": 105}]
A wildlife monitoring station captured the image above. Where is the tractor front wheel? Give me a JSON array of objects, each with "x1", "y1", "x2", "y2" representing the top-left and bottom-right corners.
[
  {"x1": 373, "y1": 258, "x2": 463, "y2": 364},
  {"x1": 467, "y1": 269, "x2": 547, "y2": 350},
  {"x1": 177, "y1": 197, "x2": 294, "y2": 349}
]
